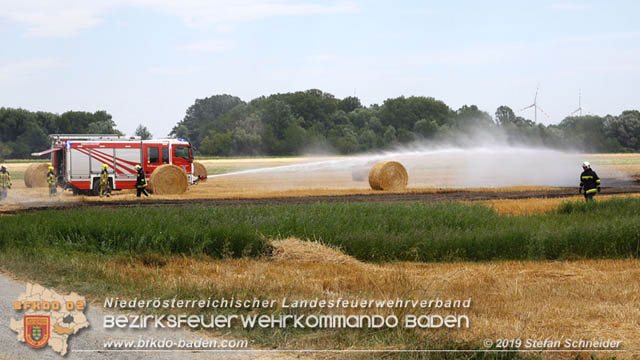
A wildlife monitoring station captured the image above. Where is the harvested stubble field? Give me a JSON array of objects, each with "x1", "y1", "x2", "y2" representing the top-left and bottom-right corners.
[
  {"x1": 89, "y1": 247, "x2": 640, "y2": 355},
  {"x1": 1, "y1": 236, "x2": 639, "y2": 358},
  {"x1": 2, "y1": 153, "x2": 640, "y2": 214},
  {"x1": 2, "y1": 154, "x2": 640, "y2": 358}
]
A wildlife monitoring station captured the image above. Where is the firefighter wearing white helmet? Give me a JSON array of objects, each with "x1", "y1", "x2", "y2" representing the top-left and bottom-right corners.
[
  {"x1": 579, "y1": 161, "x2": 600, "y2": 201},
  {"x1": 135, "y1": 164, "x2": 149, "y2": 197},
  {"x1": 100, "y1": 164, "x2": 111, "y2": 198},
  {"x1": 47, "y1": 165, "x2": 57, "y2": 197},
  {"x1": 0, "y1": 164, "x2": 11, "y2": 201}
]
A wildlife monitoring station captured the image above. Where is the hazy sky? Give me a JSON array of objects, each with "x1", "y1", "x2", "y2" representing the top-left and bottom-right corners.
[{"x1": 1, "y1": 0, "x2": 638, "y2": 137}]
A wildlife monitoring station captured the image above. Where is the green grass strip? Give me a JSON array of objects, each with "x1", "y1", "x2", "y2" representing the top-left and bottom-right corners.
[{"x1": 1, "y1": 197, "x2": 640, "y2": 262}]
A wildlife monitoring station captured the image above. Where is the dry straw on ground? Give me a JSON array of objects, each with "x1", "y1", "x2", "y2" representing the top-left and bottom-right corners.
[
  {"x1": 99, "y1": 243, "x2": 640, "y2": 358},
  {"x1": 149, "y1": 164, "x2": 188, "y2": 195},
  {"x1": 193, "y1": 161, "x2": 207, "y2": 182},
  {"x1": 270, "y1": 237, "x2": 364, "y2": 267},
  {"x1": 481, "y1": 193, "x2": 640, "y2": 215},
  {"x1": 23, "y1": 163, "x2": 49, "y2": 188},
  {"x1": 368, "y1": 161, "x2": 408, "y2": 191}
]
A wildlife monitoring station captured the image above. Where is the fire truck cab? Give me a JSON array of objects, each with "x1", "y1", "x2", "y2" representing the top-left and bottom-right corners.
[{"x1": 32, "y1": 134, "x2": 195, "y2": 195}]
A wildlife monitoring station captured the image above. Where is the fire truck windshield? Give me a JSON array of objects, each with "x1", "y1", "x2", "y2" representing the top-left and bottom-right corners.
[{"x1": 175, "y1": 146, "x2": 190, "y2": 160}]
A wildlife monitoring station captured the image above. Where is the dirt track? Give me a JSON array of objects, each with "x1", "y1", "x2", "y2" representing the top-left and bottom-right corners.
[{"x1": 3, "y1": 185, "x2": 640, "y2": 215}]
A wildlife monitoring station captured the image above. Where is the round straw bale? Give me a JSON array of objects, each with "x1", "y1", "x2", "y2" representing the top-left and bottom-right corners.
[
  {"x1": 193, "y1": 161, "x2": 207, "y2": 182},
  {"x1": 24, "y1": 163, "x2": 50, "y2": 188},
  {"x1": 23, "y1": 165, "x2": 33, "y2": 188},
  {"x1": 149, "y1": 164, "x2": 188, "y2": 195},
  {"x1": 368, "y1": 161, "x2": 408, "y2": 191}
]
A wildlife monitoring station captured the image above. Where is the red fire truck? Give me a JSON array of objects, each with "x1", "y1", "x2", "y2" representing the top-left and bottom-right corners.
[{"x1": 31, "y1": 134, "x2": 196, "y2": 195}]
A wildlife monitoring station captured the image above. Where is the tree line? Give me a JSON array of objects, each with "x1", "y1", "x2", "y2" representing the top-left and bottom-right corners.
[
  {"x1": 0, "y1": 108, "x2": 121, "y2": 159},
  {"x1": 170, "y1": 90, "x2": 640, "y2": 156},
  {"x1": 2, "y1": 89, "x2": 640, "y2": 159}
]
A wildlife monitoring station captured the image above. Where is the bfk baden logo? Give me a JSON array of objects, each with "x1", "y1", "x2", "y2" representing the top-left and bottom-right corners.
[
  {"x1": 24, "y1": 315, "x2": 50, "y2": 348},
  {"x1": 10, "y1": 283, "x2": 89, "y2": 356}
]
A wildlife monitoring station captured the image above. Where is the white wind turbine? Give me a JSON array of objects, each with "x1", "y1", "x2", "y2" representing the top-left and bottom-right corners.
[
  {"x1": 520, "y1": 85, "x2": 550, "y2": 123},
  {"x1": 570, "y1": 89, "x2": 586, "y2": 117}
]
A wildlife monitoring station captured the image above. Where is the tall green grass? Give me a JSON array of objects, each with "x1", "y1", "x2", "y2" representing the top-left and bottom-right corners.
[
  {"x1": 1, "y1": 197, "x2": 640, "y2": 262},
  {"x1": 0, "y1": 207, "x2": 268, "y2": 258}
]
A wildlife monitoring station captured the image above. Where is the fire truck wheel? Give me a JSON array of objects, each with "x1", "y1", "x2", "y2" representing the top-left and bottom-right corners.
[{"x1": 92, "y1": 178, "x2": 101, "y2": 196}]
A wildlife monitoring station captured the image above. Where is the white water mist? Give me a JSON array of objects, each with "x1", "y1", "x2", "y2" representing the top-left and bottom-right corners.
[{"x1": 208, "y1": 144, "x2": 604, "y2": 188}]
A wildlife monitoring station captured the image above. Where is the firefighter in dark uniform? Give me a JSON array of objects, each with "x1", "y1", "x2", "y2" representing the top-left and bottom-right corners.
[
  {"x1": 0, "y1": 165, "x2": 11, "y2": 201},
  {"x1": 579, "y1": 161, "x2": 600, "y2": 201},
  {"x1": 47, "y1": 165, "x2": 57, "y2": 197},
  {"x1": 100, "y1": 164, "x2": 111, "y2": 197},
  {"x1": 135, "y1": 165, "x2": 149, "y2": 197}
]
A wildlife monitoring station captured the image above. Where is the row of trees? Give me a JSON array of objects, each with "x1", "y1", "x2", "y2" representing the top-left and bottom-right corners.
[
  {"x1": 0, "y1": 108, "x2": 156, "y2": 159},
  {"x1": 0, "y1": 108, "x2": 121, "y2": 159},
  {"x1": 2, "y1": 89, "x2": 639, "y2": 159},
  {"x1": 171, "y1": 90, "x2": 640, "y2": 156}
]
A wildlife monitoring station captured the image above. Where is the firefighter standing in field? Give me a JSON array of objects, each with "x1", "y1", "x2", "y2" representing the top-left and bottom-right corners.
[
  {"x1": 135, "y1": 165, "x2": 149, "y2": 197},
  {"x1": 47, "y1": 165, "x2": 57, "y2": 197},
  {"x1": 0, "y1": 165, "x2": 11, "y2": 201},
  {"x1": 579, "y1": 161, "x2": 600, "y2": 201},
  {"x1": 100, "y1": 164, "x2": 111, "y2": 198}
]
